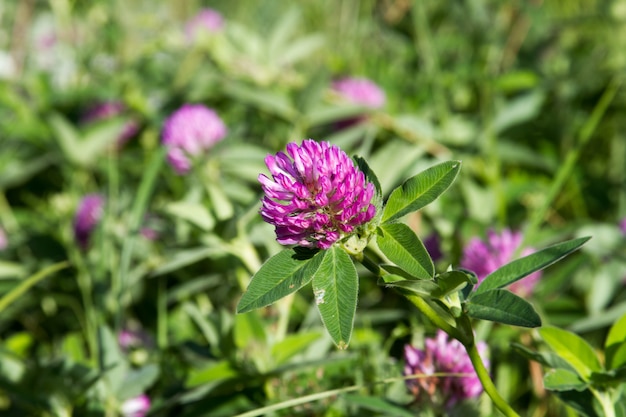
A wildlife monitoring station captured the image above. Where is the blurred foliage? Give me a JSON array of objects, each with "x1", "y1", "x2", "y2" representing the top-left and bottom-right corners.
[{"x1": 1, "y1": 0, "x2": 626, "y2": 416}]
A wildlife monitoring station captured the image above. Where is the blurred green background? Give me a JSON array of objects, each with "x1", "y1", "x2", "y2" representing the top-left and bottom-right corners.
[{"x1": 1, "y1": 1, "x2": 626, "y2": 416}]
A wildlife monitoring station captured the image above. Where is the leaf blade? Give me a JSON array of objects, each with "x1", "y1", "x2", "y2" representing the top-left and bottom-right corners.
[
  {"x1": 473, "y1": 236, "x2": 591, "y2": 295},
  {"x1": 382, "y1": 160, "x2": 461, "y2": 223},
  {"x1": 464, "y1": 289, "x2": 541, "y2": 327},
  {"x1": 312, "y1": 246, "x2": 358, "y2": 349},
  {"x1": 237, "y1": 249, "x2": 324, "y2": 313},
  {"x1": 606, "y1": 312, "x2": 626, "y2": 369},
  {"x1": 539, "y1": 326, "x2": 603, "y2": 380},
  {"x1": 377, "y1": 223, "x2": 434, "y2": 279}
]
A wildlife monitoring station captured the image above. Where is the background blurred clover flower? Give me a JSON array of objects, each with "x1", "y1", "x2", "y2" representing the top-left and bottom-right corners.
[
  {"x1": 461, "y1": 228, "x2": 541, "y2": 297},
  {"x1": 82, "y1": 101, "x2": 139, "y2": 147},
  {"x1": 185, "y1": 8, "x2": 224, "y2": 42},
  {"x1": 161, "y1": 104, "x2": 227, "y2": 175},
  {"x1": 259, "y1": 139, "x2": 376, "y2": 249},
  {"x1": 120, "y1": 394, "x2": 150, "y2": 417},
  {"x1": 331, "y1": 77, "x2": 386, "y2": 128},
  {"x1": 332, "y1": 76, "x2": 386, "y2": 108},
  {"x1": 0, "y1": 227, "x2": 7, "y2": 250},
  {"x1": 404, "y1": 330, "x2": 488, "y2": 408},
  {"x1": 73, "y1": 194, "x2": 105, "y2": 250}
]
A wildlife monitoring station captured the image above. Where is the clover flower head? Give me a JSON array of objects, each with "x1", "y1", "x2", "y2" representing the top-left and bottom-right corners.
[
  {"x1": 82, "y1": 101, "x2": 139, "y2": 146},
  {"x1": 404, "y1": 331, "x2": 488, "y2": 408},
  {"x1": 620, "y1": 217, "x2": 626, "y2": 235},
  {"x1": 185, "y1": 8, "x2": 224, "y2": 42},
  {"x1": 259, "y1": 140, "x2": 376, "y2": 249},
  {"x1": 161, "y1": 104, "x2": 227, "y2": 174},
  {"x1": 121, "y1": 394, "x2": 150, "y2": 417},
  {"x1": 460, "y1": 228, "x2": 541, "y2": 297},
  {"x1": 73, "y1": 194, "x2": 105, "y2": 250},
  {"x1": 332, "y1": 77, "x2": 386, "y2": 109}
]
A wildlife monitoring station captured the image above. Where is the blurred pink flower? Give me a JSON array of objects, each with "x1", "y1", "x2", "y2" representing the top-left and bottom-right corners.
[
  {"x1": 460, "y1": 228, "x2": 541, "y2": 297},
  {"x1": 121, "y1": 394, "x2": 150, "y2": 417},
  {"x1": 185, "y1": 8, "x2": 224, "y2": 42},
  {"x1": 81, "y1": 101, "x2": 139, "y2": 147},
  {"x1": 332, "y1": 77, "x2": 386, "y2": 108},
  {"x1": 118, "y1": 329, "x2": 142, "y2": 350},
  {"x1": 73, "y1": 194, "x2": 105, "y2": 250},
  {"x1": 620, "y1": 218, "x2": 626, "y2": 235},
  {"x1": 404, "y1": 331, "x2": 487, "y2": 408},
  {"x1": 139, "y1": 214, "x2": 161, "y2": 241},
  {"x1": 161, "y1": 104, "x2": 227, "y2": 174},
  {"x1": 331, "y1": 77, "x2": 385, "y2": 128},
  {"x1": 118, "y1": 324, "x2": 153, "y2": 350},
  {"x1": 37, "y1": 32, "x2": 57, "y2": 51},
  {"x1": 0, "y1": 227, "x2": 7, "y2": 250}
]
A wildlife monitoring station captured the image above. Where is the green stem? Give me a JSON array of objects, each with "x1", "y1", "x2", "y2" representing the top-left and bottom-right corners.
[
  {"x1": 521, "y1": 77, "x2": 621, "y2": 248},
  {"x1": 157, "y1": 277, "x2": 168, "y2": 349},
  {"x1": 404, "y1": 293, "x2": 463, "y2": 342},
  {"x1": 0, "y1": 261, "x2": 69, "y2": 313},
  {"x1": 591, "y1": 388, "x2": 616, "y2": 417},
  {"x1": 412, "y1": 0, "x2": 450, "y2": 126},
  {"x1": 359, "y1": 254, "x2": 463, "y2": 341},
  {"x1": 118, "y1": 147, "x2": 164, "y2": 328},
  {"x1": 77, "y1": 266, "x2": 98, "y2": 364},
  {"x1": 466, "y1": 340, "x2": 520, "y2": 417}
]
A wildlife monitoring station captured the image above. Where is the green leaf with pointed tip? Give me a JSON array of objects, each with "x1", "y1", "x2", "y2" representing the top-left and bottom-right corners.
[
  {"x1": 539, "y1": 327, "x2": 603, "y2": 380},
  {"x1": 543, "y1": 369, "x2": 588, "y2": 392},
  {"x1": 237, "y1": 248, "x2": 324, "y2": 313},
  {"x1": 464, "y1": 289, "x2": 541, "y2": 327},
  {"x1": 473, "y1": 236, "x2": 591, "y2": 296},
  {"x1": 312, "y1": 246, "x2": 358, "y2": 349},
  {"x1": 382, "y1": 160, "x2": 461, "y2": 223},
  {"x1": 355, "y1": 156, "x2": 384, "y2": 224},
  {"x1": 378, "y1": 275, "x2": 439, "y2": 297},
  {"x1": 377, "y1": 223, "x2": 434, "y2": 279},
  {"x1": 355, "y1": 156, "x2": 382, "y2": 199},
  {"x1": 606, "y1": 312, "x2": 626, "y2": 370},
  {"x1": 511, "y1": 343, "x2": 577, "y2": 371}
]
